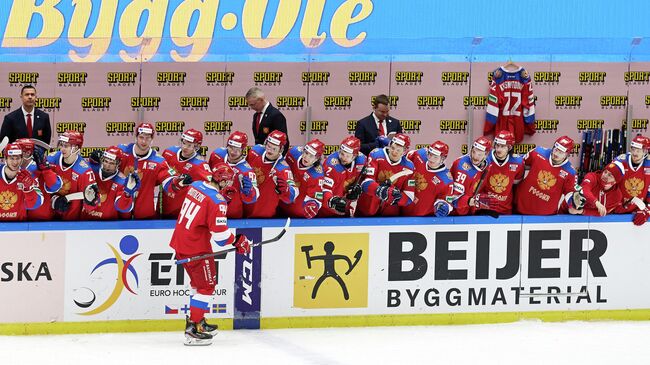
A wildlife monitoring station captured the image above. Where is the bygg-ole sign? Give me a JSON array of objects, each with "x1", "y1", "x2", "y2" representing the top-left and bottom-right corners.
[{"x1": 0, "y1": 0, "x2": 374, "y2": 62}]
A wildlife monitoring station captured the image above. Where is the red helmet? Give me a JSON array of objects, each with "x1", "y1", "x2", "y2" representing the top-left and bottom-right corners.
[
  {"x1": 554, "y1": 135, "x2": 574, "y2": 153},
  {"x1": 265, "y1": 130, "x2": 287, "y2": 148},
  {"x1": 390, "y1": 133, "x2": 411, "y2": 151},
  {"x1": 102, "y1": 146, "x2": 123, "y2": 163},
  {"x1": 4, "y1": 143, "x2": 23, "y2": 157},
  {"x1": 604, "y1": 160, "x2": 625, "y2": 184},
  {"x1": 494, "y1": 130, "x2": 515, "y2": 147},
  {"x1": 181, "y1": 128, "x2": 203, "y2": 145},
  {"x1": 304, "y1": 138, "x2": 325, "y2": 157},
  {"x1": 59, "y1": 130, "x2": 84, "y2": 147},
  {"x1": 227, "y1": 131, "x2": 249, "y2": 149},
  {"x1": 631, "y1": 135, "x2": 650, "y2": 151},
  {"x1": 15, "y1": 138, "x2": 34, "y2": 155},
  {"x1": 428, "y1": 140, "x2": 449, "y2": 157},
  {"x1": 472, "y1": 136, "x2": 492, "y2": 152},
  {"x1": 211, "y1": 162, "x2": 235, "y2": 183},
  {"x1": 136, "y1": 122, "x2": 155, "y2": 137},
  {"x1": 340, "y1": 136, "x2": 360, "y2": 155}
]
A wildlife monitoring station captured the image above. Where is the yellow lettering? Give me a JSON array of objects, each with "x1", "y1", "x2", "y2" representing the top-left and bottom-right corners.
[
  {"x1": 2, "y1": 0, "x2": 64, "y2": 47},
  {"x1": 170, "y1": 0, "x2": 219, "y2": 62},
  {"x1": 330, "y1": 0, "x2": 373, "y2": 47},
  {"x1": 242, "y1": 0, "x2": 300, "y2": 48},
  {"x1": 119, "y1": 0, "x2": 168, "y2": 62},
  {"x1": 68, "y1": 0, "x2": 117, "y2": 62}
]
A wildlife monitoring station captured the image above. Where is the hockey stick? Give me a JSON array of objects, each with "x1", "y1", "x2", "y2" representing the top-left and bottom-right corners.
[
  {"x1": 0, "y1": 136, "x2": 8, "y2": 152},
  {"x1": 347, "y1": 162, "x2": 368, "y2": 217},
  {"x1": 174, "y1": 218, "x2": 291, "y2": 265},
  {"x1": 471, "y1": 160, "x2": 499, "y2": 218},
  {"x1": 378, "y1": 168, "x2": 413, "y2": 214}
]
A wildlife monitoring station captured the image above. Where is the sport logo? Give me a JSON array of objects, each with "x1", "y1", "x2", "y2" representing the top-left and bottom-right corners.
[
  {"x1": 625, "y1": 71, "x2": 650, "y2": 85},
  {"x1": 512, "y1": 144, "x2": 536, "y2": 155},
  {"x1": 324, "y1": 96, "x2": 352, "y2": 110},
  {"x1": 81, "y1": 97, "x2": 111, "y2": 111},
  {"x1": 157, "y1": 71, "x2": 186, "y2": 85},
  {"x1": 180, "y1": 96, "x2": 209, "y2": 110},
  {"x1": 73, "y1": 235, "x2": 141, "y2": 315},
  {"x1": 371, "y1": 95, "x2": 399, "y2": 107},
  {"x1": 205, "y1": 71, "x2": 234, "y2": 85},
  {"x1": 440, "y1": 120, "x2": 467, "y2": 134},
  {"x1": 535, "y1": 119, "x2": 560, "y2": 134},
  {"x1": 81, "y1": 147, "x2": 105, "y2": 158},
  {"x1": 300, "y1": 120, "x2": 328, "y2": 135},
  {"x1": 302, "y1": 71, "x2": 330, "y2": 85},
  {"x1": 399, "y1": 120, "x2": 422, "y2": 134},
  {"x1": 577, "y1": 119, "x2": 605, "y2": 131},
  {"x1": 622, "y1": 118, "x2": 649, "y2": 131},
  {"x1": 646, "y1": 95, "x2": 650, "y2": 108},
  {"x1": 395, "y1": 71, "x2": 423, "y2": 85},
  {"x1": 323, "y1": 145, "x2": 339, "y2": 155},
  {"x1": 579, "y1": 71, "x2": 606, "y2": 85},
  {"x1": 417, "y1": 96, "x2": 445, "y2": 110},
  {"x1": 347, "y1": 120, "x2": 358, "y2": 134},
  {"x1": 131, "y1": 96, "x2": 161, "y2": 110},
  {"x1": 276, "y1": 96, "x2": 305, "y2": 110},
  {"x1": 107, "y1": 72, "x2": 137, "y2": 86},
  {"x1": 56, "y1": 122, "x2": 86, "y2": 134},
  {"x1": 156, "y1": 121, "x2": 185, "y2": 135},
  {"x1": 463, "y1": 96, "x2": 487, "y2": 109},
  {"x1": 204, "y1": 120, "x2": 233, "y2": 135},
  {"x1": 441, "y1": 71, "x2": 469, "y2": 85},
  {"x1": 8, "y1": 72, "x2": 39, "y2": 85},
  {"x1": 35, "y1": 97, "x2": 62, "y2": 111},
  {"x1": 600, "y1": 95, "x2": 627, "y2": 109},
  {"x1": 0, "y1": 97, "x2": 12, "y2": 110},
  {"x1": 254, "y1": 71, "x2": 283, "y2": 85},
  {"x1": 555, "y1": 95, "x2": 582, "y2": 109},
  {"x1": 228, "y1": 96, "x2": 248, "y2": 110},
  {"x1": 534, "y1": 71, "x2": 561, "y2": 85},
  {"x1": 349, "y1": 71, "x2": 377, "y2": 85},
  {"x1": 294, "y1": 233, "x2": 368, "y2": 309},
  {"x1": 106, "y1": 121, "x2": 136, "y2": 135},
  {"x1": 58, "y1": 72, "x2": 87, "y2": 87}
]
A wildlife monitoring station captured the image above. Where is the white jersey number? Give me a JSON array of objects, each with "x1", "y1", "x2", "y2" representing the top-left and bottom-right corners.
[
  {"x1": 502, "y1": 91, "x2": 521, "y2": 117},
  {"x1": 178, "y1": 198, "x2": 201, "y2": 229}
]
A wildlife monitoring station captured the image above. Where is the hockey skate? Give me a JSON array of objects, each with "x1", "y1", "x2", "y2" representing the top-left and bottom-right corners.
[
  {"x1": 184, "y1": 317, "x2": 213, "y2": 346},
  {"x1": 199, "y1": 318, "x2": 218, "y2": 336}
]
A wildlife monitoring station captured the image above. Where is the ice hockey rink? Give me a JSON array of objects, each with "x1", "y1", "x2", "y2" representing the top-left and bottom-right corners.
[{"x1": 2, "y1": 321, "x2": 650, "y2": 365}]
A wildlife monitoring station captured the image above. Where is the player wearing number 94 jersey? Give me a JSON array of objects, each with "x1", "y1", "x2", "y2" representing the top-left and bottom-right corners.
[{"x1": 169, "y1": 167, "x2": 252, "y2": 346}]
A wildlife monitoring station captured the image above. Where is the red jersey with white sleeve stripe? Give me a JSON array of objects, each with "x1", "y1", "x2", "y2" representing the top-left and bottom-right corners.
[
  {"x1": 207, "y1": 147, "x2": 258, "y2": 218},
  {"x1": 161, "y1": 146, "x2": 212, "y2": 218},
  {"x1": 320, "y1": 151, "x2": 367, "y2": 217},
  {"x1": 279, "y1": 146, "x2": 325, "y2": 218},
  {"x1": 402, "y1": 148, "x2": 454, "y2": 216},
  {"x1": 0, "y1": 165, "x2": 43, "y2": 221},
  {"x1": 49, "y1": 151, "x2": 98, "y2": 221}
]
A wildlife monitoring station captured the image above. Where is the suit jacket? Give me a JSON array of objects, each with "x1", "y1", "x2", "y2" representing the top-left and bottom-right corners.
[
  {"x1": 252, "y1": 103, "x2": 289, "y2": 148},
  {"x1": 355, "y1": 113, "x2": 402, "y2": 156},
  {"x1": 0, "y1": 107, "x2": 51, "y2": 144}
]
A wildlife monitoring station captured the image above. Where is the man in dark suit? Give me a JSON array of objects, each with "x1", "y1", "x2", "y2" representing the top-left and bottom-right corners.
[
  {"x1": 247, "y1": 87, "x2": 289, "y2": 148},
  {"x1": 355, "y1": 94, "x2": 402, "y2": 156},
  {"x1": 0, "y1": 85, "x2": 51, "y2": 145}
]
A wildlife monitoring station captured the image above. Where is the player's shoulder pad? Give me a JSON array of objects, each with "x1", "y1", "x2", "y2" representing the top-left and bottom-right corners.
[
  {"x1": 400, "y1": 157, "x2": 415, "y2": 170},
  {"x1": 118, "y1": 143, "x2": 133, "y2": 154},
  {"x1": 562, "y1": 163, "x2": 577, "y2": 176},
  {"x1": 356, "y1": 154, "x2": 367, "y2": 165},
  {"x1": 147, "y1": 153, "x2": 166, "y2": 164},
  {"x1": 289, "y1": 146, "x2": 302, "y2": 159},
  {"x1": 309, "y1": 164, "x2": 324, "y2": 176},
  {"x1": 250, "y1": 144, "x2": 265, "y2": 155},
  {"x1": 369, "y1": 148, "x2": 384, "y2": 159},
  {"x1": 274, "y1": 159, "x2": 290, "y2": 170},
  {"x1": 47, "y1": 151, "x2": 60, "y2": 164},
  {"x1": 211, "y1": 147, "x2": 227, "y2": 159},
  {"x1": 165, "y1": 145, "x2": 181, "y2": 155},
  {"x1": 437, "y1": 168, "x2": 454, "y2": 184},
  {"x1": 510, "y1": 154, "x2": 524, "y2": 164}
]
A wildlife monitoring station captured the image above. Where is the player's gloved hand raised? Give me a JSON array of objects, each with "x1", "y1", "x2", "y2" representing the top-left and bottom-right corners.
[
  {"x1": 374, "y1": 181, "x2": 391, "y2": 202},
  {"x1": 328, "y1": 196, "x2": 347, "y2": 215},
  {"x1": 240, "y1": 174, "x2": 253, "y2": 196},
  {"x1": 88, "y1": 149, "x2": 103, "y2": 165},
  {"x1": 376, "y1": 136, "x2": 391, "y2": 148},
  {"x1": 16, "y1": 170, "x2": 37, "y2": 192},
  {"x1": 233, "y1": 234, "x2": 252, "y2": 255},
  {"x1": 303, "y1": 200, "x2": 320, "y2": 219},
  {"x1": 345, "y1": 184, "x2": 362, "y2": 200},
  {"x1": 220, "y1": 186, "x2": 237, "y2": 202},
  {"x1": 434, "y1": 200, "x2": 452, "y2": 217},
  {"x1": 633, "y1": 208, "x2": 650, "y2": 226},
  {"x1": 172, "y1": 174, "x2": 192, "y2": 191},
  {"x1": 124, "y1": 173, "x2": 141, "y2": 197},
  {"x1": 84, "y1": 184, "x2": 100, "y2": 206},
  {"x1": 32, "y1": 146, "x2": 50, "y2": 171},
  {"x1": 51, "y1": 195, "x2": 71, "y2": 213}
]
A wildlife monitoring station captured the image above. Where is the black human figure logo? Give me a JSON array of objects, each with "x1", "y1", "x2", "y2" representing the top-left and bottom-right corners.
[{"x1": 301, "y1": 241, "x2": 362, "y2": 300}]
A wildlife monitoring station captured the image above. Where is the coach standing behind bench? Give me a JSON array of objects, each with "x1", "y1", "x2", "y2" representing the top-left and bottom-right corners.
[
  {"x1": 0, "y1": 85, "x2": 51, "y2": 145},
  {"x1": 246, "y1": 86, "x2": 289, "y2": 148},
  {"x1": 355, "y1": 94, "x2": 402, "y2": 156}
]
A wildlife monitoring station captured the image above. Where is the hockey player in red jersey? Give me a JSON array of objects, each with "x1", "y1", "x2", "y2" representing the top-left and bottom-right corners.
[
  {"x1": 320, "y1": 136, "x2": 367, "y2": 217},
  {"x1": 169, "y1": 164, "x2": 252, "y2": 346},
  {"x1": 208, "y1": 131, "x2": 258, "y2": 218},
  {"x1": 514, "y1": 136, "x2": 579, "y2": 215},
  {"x1": 613, "y1": 135, "x2": 650, "y2": 219},
  {"x1": 0, "y1": 143, "x2": 43, "y2": 221},
  {"x1": 475, "y1": 130, "x2": 525, "y2": 214},
  {"x1": 118, "y1": 123, "x2": 178, "y2": 219},
  {"x1": 402, "y1": 140, "x2": 454, "y2": 217},
  {"x1": 244, "y1": 130, "x2": 298, "y2": 218},
  {"x1": 357, "y1": 133, "x2": 415, "y2": 217},
  {"x1": 47, "y1": 131, "x2": 100, "y2": 220},
  {"x1": 280, "y1": 138, "x2": 325, "y2": 219},
  {"x1": 161, "y1": 129, "x2": 212, "y2": 218},
  {"x1": 83, "y1": 146, "x2": 136, "y2": 220},
  {"x1": 484, "y1": 66, "x2": 536, "y2": 143},
  {"x1": 450, "y1": 136, "x2": 495, "y2": 216},
  {"x1": 578, "y1": 160, "x2": 624, "y2": 217}
]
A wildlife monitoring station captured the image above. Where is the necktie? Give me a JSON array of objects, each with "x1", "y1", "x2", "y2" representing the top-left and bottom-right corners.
[
  {"x1": 378, "y1": 119, "x2": 386, "y2": 136},
  {"x1": 255, "y1": 112, "x2": 262, "y2": 134},
  {"x1": 26, "y1": 113, "x2": 33, "y2": 138}
]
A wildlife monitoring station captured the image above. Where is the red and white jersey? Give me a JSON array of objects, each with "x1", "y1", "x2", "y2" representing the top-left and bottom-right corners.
[
  {"x1": 319, "y1": 151, "x2": 367, "y2": 217},
  {"x1": 476, "y1": 151, "x2": 525, "y2": 214},
  {"x1": 0, "y1": 165, "x2": 43, "y2": 221},
  {"x1": 485, "y1": 67, "x2": 536, "y2": 143},
  {"x1": 450, "y1": 154, "x2": 487, "y2": 216},
  {"x1": 169, "y1": 181, "x2": 235, "y2": 257},
  {"x1": 613, "y1": 153, "x2": 650, "y2": 213},
  {"x1": 580, "y1": 172, "x2": 623, "y2": 216},
  {"x1": 118, "y1": 144, "x2": 174, "y2": 219},
  {"x1": 161, "y1": 146, "x2": 212, "y2": 218},
  {"x1": 279, "y1": 146, "x2": 325, "y2": 218},
  {"x1": 49, "y1": 152, "x2": 98, "y2": 221},
  {"x1": 244, "y1": 145, "x2": 297, "y2": 218},
  {"x1": 515, "y1": 147, "x2": 577, "y2": 215},
  {"x1": 207, "y1": 148, "x2": 258, "y2": 219},
  {"x1": 81, "y1": 172, "x2": 133, "y2": 220},
  {"x1": 358, "y1": 148, "x2": 415, "y2": 217},
  {"x1": 25, "y1": 159, "x2": 63, "y2": 221},
  {"x1": 401, "y1": 148, "x2": 454, "y2": 216}
]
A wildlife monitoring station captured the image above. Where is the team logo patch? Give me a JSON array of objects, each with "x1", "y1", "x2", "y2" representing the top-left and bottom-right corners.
[{"x1": 537, "y1": 170, "x2": 557, "y2": 190}]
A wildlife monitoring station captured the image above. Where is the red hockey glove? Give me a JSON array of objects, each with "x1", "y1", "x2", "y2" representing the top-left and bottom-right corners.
[
  {"x1": 633, "y1": 208, "x2": 650, "y2": 226},
  {"x1": 16, "y1": 170, "x2": 37, "y2": 192},
  {"x1": 303, "y1": 200, "x2": 320, "y2": 219},
  {"x1": 41, "y1": 168, "x2": 58, "y2": 188},
  {"x1": 233, "y1": 234, "x2": 252, "y2": 255},
  {"x1": 220, "y1": 186, "x2": 237, "y2": 203},
  {"x1": 275, "y1": 175, "x2": 289, "y2": 195}
]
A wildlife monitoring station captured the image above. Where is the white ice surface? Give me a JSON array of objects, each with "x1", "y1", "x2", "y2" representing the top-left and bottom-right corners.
[{"x1": 2, "y1": 321, "x2": 650, "y2": 365}]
